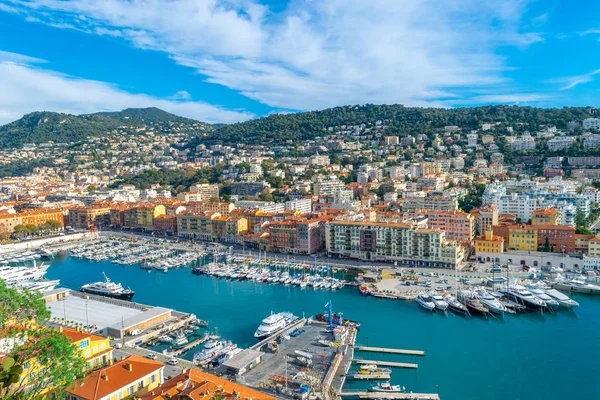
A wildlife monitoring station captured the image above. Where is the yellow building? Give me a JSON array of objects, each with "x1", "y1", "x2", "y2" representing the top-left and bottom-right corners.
[
  {"x1": 135, "y1": 204, "x2": 166, "y2": 231},
  {"x1": 588, "y1": 236, "x2": 600, "y2": 257},
  {"x1": 508, "y1": 225, "x2": 538, "y2": 251},
  {"x1": 475, "y1": 227, "x2": 505, "y2": 255},
  {"x1": 61, "y1": 327, "x2": 113, "y2": 369},
  {"x1": 66, "y1": 355, "x2": 164, "y2": 400},
  {"x1": 211, "y1": 216, "x2": 248, "y2": 243},
  {"x1": 532, "y1": 208, "x2": 558, "y2": 226}
]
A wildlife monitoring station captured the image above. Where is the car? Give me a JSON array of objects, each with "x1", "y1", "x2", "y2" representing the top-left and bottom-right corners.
[
  {"x1": 114, "y1": 343, "x2": 123, "y2": 349},
  {"x1": 167, "y1": 358, "x2": 178, "y2": 366},
  {"x1": 145, "y1": 353, "x2": 157, "y2": 360}
]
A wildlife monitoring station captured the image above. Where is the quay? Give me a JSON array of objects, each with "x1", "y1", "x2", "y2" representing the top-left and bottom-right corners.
[
  {"x1": 352, "y1": 359, "x2": 418, "y2": 369},
  {"x1": 351, "y1": 373, "x2": 390, "y2": 380},
  {"x1": 171, "y1": 334, "x2": 212, "y2": 356},
  {"x1": 355, "y1": 346, "x2": 425, "y2": 356},
  {"x1": 341, "y1": 392, "x2": 440, "y2": 399}
]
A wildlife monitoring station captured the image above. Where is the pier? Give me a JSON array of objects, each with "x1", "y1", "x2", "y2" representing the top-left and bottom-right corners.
[
  {"x1": 171, "y1": 334, "x2": 212, "y2": 356},
  {"x1": 352, "y1": 359, "x2": 418, "y2": 369},
  {"x1": 351, "y1": 373, "x2": 391, "y2": 380},
  {"x1": 355, "y1": 346, "x2": 425, "y2": 356},
  {"x1": 341, "y1": 392, "x2": 440, "y2": 399}
]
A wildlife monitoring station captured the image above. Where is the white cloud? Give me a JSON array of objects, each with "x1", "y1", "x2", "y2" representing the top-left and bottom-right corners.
[
  {"x1": 0, "y1": 60, "x2": 254, "y2": 124},
  {"x1": 0, "y1": 50, "x2": 46, "y2": 64},
  {"x1": 548, "y1": 68, "x2": 600, "y2": 90},
  {"x1": 5, "y1": 0, "x2": 545, "y2": 110}
]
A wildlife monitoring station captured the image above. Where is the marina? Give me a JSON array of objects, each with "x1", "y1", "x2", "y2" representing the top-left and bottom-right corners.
[{"x1": 1, "y1": 240, "x2": 600, "y2": 399}]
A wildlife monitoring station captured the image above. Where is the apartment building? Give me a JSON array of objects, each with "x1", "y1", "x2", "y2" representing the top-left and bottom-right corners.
[
  {"x1": 61, "y1": 327, "x2": 113, "y2": 369},
  {"x1": 475, "y1": 227, "x2": 505, "y2": 257},
  {"x1": 476, "y1": 204, "x2": 498, "y2": 235},
  {"x1": 532, "y1": 208, "x2": 558, "y2": 226},
  {"x1": 424, "y1": 210, "x2": 475, "y2": 242},
  {"x1": 185, "y1": 201, "x2": 236, "y2": 215},
  {"x1": 401, "y1": 196, "x2": 458, "y2": 212},
  {"x1": 313, "y1": 179, "x2": 346, "y2": 198},
  {"x1": 508, "y1": 225, "x2": 538, "y2": 251},
  {"x1": 69, "y1": 205, "x2": 111, "y2": 229},
  {"x1": 535, "y1": 225, "x2": 576, "y2": 254},
  {"x1": 177, "y1": 211, "x2": 219, "y2": 240},
  {"x1": 325, "y1": 221, "x2": 464, "y2": 267}
]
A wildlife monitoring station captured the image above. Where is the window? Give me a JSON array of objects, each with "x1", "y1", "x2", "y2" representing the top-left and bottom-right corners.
[{"x1": 80, "y1": 339, "x2": 90, "y2": 349}]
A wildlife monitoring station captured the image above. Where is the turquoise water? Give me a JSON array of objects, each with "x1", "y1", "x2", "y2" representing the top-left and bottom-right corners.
[{"x1": 46, "y1": 253, "x2": 600, "y2": 400}]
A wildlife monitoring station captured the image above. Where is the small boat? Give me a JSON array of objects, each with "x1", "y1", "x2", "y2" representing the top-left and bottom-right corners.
[
  {"x1": 369, "y1": 381, "x2": 406, "y2": 393},
  {"x1": 359, "y1": 364, "x2": 392, "y2": 374},
  {"x1": 416, "y1": 292, "x2": 435, "y2": 311},
  {"x1": 157, "y1": 335, "x2": 174, "y2": 344},
  {"x1": 359, "y1": 284, "x2": 371, "y2": 296}
]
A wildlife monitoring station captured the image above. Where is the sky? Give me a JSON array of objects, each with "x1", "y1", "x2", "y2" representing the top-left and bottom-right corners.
[{"x1": 1, "y1": 0, "x2": 600, "y2": 124}]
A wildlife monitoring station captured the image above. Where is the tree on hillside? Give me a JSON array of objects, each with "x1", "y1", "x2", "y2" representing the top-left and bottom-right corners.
[{"x1": 0, "y1": 281, "x2": 87, "y2": 399}]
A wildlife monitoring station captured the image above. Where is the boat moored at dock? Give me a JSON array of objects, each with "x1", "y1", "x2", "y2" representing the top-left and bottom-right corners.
[{"x1": 79, "y1": 272, "x2": 135, "y2": 301}]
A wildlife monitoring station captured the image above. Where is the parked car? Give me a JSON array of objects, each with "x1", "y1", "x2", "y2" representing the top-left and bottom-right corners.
[
  {"x1": 145, "y1": 353, "x2": 157, "y2": 360},
  {"x1": 167, "y1": 358, "x2": 178, "y2": 366}
]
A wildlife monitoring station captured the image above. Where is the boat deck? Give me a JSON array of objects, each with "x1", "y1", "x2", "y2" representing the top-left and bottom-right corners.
[
  {"x1": 355, "y1": 346, "x2": 425, "y2": 356},
  {"x1": 352, "y1": 359, "x2": 418, "y2": 369}
]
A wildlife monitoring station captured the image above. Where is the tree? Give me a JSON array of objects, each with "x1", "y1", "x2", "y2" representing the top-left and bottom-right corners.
[
  {"x1": 0, "y1": 280, "x2": 87, "y2": 399},
  {"x1": 543, "y1": 236, "x2": 551, "y2": 252},
  {"x1": 576, "y1": 227, "x2": 593, "y2": 235}
]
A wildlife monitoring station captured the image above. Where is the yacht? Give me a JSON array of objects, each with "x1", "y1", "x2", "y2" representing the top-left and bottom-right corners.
[
  {"x1": 473, "y1": 288, "x2": 507, "y2": 315},
  {"x1": 544, "y1": 289, "x2": 579, "y2": 309},
  {"x1": 369, "y1": 382, "x2": 406, "y2": 393},
  {"x1": 193, "y1": 339, "x2": 227, "y2": 364},
  {"x1": 457, "y1": 290, "x2": 489, "y2": 316},
  {"x1": 552, "y1": 279, "x2": 600, "y2": 295},
  {"x1": 79, "y1": 273, "x2": 135, "y2": 301},
  {"x1": 430, "y1": 293, "x2": 449, "y2": 311},
  {"x1": 173, "y1": 332, "x2": 188, "y2": 346},
  {"x1": 254, "y1": 312, "x2": 298, "y2": 340},
  {"x1": 527, "y1": 288, "x2": 559, "y2": 311},
  {"x1": 445, "y1": 294, "x2": 469, "y2": 315},
  {"x1": 0, "y1": 262, "x2": 49, "y2": 283},
  {"x1": 500, "y1": 285, "x2": 546, "y2": 311},
  {"x1": 416, "y1": 292, "x2": 435, "y2": 311},
  {"x1": 13, "y1": 279, "x2": 60, "y2": 293}
]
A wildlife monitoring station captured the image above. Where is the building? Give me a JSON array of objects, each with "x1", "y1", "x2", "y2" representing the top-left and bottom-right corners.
[
  {"x1": 139, "y1": 368, "x2": 275, "y2": 400},
  {"x1": 190, "y1": 183, "x2": 220, "y2": 200},
  {"x1": 267, "y1": 218, "x2": 324, "y2": 255},
  {"x1": 325, "y1": 221, "x2": 464, "y2": 267},
  {"x1": 177, "y1": 212, "x2": 219, "y2": 240},
  {"x1": 583, "y1": 117, "x2": 600, "y2": 130},
  {"x1": 69, "y1": 205, "x2": 111, "y2": 229},
  {"x1": 135, "y1": 204, "x2": 166, "y2": 231},
  {"x1": 153, "y1": 215, "x2": 177, "y2": 234},
  {"x1": 511, "y1": 131, "x2": 536, "y2": 152},
  {"x1": 477, "y1": 204, "x2": 498, "y2": 235},
  {"x1": 313, "y1": 179, "x2": 345, "y2": 198},
  {"x1": 185, "y1": 201, "x2": 236, "y2": 215},
  {"x1": 467, "y1": 133, "x2": 478, "y2": 147},
  {"x1": 285, "y1": 198, "x2": 312, "y2": 214},
  {"x1": 475, "y1": 227, "x2": 505, "y2": 259},
  {"x1": 508, "y1": 225, "x2": 538, "y2": 251},
  {"x1": 535, "y1": 225, "x2": 576, "y2": 254},
  {"x1": 2, "y1": 208, "x2": 65, "y2": 233},
  {"x1": 211, "y1": 216, "x2": 248, "y2": 243},
  {"x1": 401, "y1": 196, "x2": 458, "y2": 212},
  {"x1": 532, "y1": 208, "x2": 558, "y2": 226},
  {"x1": 109, "y1": 204, "x2": 135, "y2": 228},
  {"x1": 384, "y1": 136, "x2": 399, "y2": 146},
  {"x1": 424, "y1": 210, "x2": 475, "y2": 242},
  {"x1": 547, "y1": 136, "x2": 576, "y2": 151},
  {"x1": 583, "y1": 134, "x2": 600, "y2": 149},
  {"x1": 588, "y1": 236, "x2": 600, "y2": 257},
  {"x1": 66, "y1": 355, "x2": 164, "y2": 400},
  {"x1": 235, "y1": 200, "x2": 285, "y2": 213},
  {"x1": 230, "y1": 181, "x2": 268, "y2": 197},
  {"x1": 61, "y1": 327, "x2": 113, "y2": 369}
]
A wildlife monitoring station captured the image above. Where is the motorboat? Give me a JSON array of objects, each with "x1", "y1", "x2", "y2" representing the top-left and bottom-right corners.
[
  {"x1": 527, "y1": 288, "x2": 559, "y2": 311},
  {"x1": 416, "y1": 292, "x2": 435, "y2": 311},
  {"x1": 445, "y1": 294, "x2": 469, "y2": 315},
  {"x1": 552, "y1": 278, "x2": 600, "y2": 295},
  {"x1": 500, "y1": 285, "x2": 546, "y2": 311},
  {"x1": 158, "y1": 335, "x2": 174, "y2": 344},
  {"x1": 12, "y1": 279, "x2": 60, "y2": 293},
  {"x1": 173, "y1": 332, "x2": 188, "y2": 346},
  {"x1": 369, "y1": 381, "x2": 406, "y2": 393},
  {"x1": 254, "y1": 312, "x2": 298, "y2": 340},
  {"x1": 79, "y1": 272, "x2": 135, "y2": 301},
  {"x1": 544, "y1": 289, "x2": 579, "y2": 308},
  {"x1": 358, "y1": 364, "x2": 392, "y2": 374},
  {"x1": 473, "y1": 288, "x2": 507, "y2": 315},
  {"x1": 430, "y1": 293, "x2": 449, "y2": 311},
  {"x1": 193, "y1": 339, "x2": 227, "y2": 364},
  {"x1": 457, "y1": 290, "x2": 489, "y2": 316}
]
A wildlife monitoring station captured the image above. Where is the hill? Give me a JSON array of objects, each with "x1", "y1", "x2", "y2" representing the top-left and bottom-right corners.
[
  {"x1": 0, "y1": 107, "x2": 208, "y2": 148},
  {"x1": 196, "y1": 104, "x2": 594, "y2": 146}
]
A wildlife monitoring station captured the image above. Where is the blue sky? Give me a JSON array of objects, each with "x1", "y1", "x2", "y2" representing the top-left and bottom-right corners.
[{"x1": 0, "y1": 0, "x2": 600, "y2": 124}]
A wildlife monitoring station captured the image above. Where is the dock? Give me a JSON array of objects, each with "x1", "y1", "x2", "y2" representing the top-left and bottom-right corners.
[
  {"x1": 355, "y1": 346, "x2": 425, "y2": 356},
  {"x1": 341, "y1": 392, "x2": 439, "y2": 399},
  {"x1": 353, "y1": 359, "x2": 418, "y2": 369},
  {"x1": 171, "y1": 334, "x2": 211, "y2": 356},
  {"x1": 351, "y1": 373, "x2": 391, "y2": 380}
]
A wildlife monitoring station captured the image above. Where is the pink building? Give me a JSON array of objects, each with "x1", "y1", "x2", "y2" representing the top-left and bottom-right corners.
[{"x1": 424, "y1": 210, "x2": 475, "y2": 243}]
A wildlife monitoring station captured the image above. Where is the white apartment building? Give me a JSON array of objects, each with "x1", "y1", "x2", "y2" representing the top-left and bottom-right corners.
[
  {"x1": 583, "y1": 118, "x2": 600, "y2": 130},
  {"x1": 583, "y1": 134, "x2": 600, "y2": 149},
  {"x1": 547, "y1": 136, "x2": 576, "y2": 151},
  {"x1": 467, "y1": 133, "x2": 478, "y2": 147},
  {"x1": 511, "y1": 131, "x2": 536, "y2": 152},
  {"x1": 313, "y1": 179, "x2": 345, "y2": 197}
]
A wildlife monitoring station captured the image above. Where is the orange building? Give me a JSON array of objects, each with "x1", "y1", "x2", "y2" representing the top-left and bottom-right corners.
[{"x1": 139, "y1": 368, "x2": 275, "y2": 400}]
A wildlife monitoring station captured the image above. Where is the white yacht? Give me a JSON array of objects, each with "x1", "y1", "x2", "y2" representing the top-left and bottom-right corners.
[
  {"x1": 544, "y1": 289, "x2": 579, "y2": 308},
  {"x1": 474, "y1": 288, "x2": 507, "y2": 315},
  {"x1": 13, "y1": 279, "x2": 60, "y2": 293},
  {"x1": 254, "y1": 312, "x2": 298, "y2": 340},
  {"x1": 430, "y1": 293, "x2": 449, "y2": 311},
  {"x1": 552, "y1": 278, "x2": 600, "y2": 295},
  {"x1": 500, "y1": 285, "x2": 546, "y2": 311},
  {"x1": 193, "y1": 339, "x2": 228, "y2": 364},
  {"x1": 0, "y1": 262, "x2": 49, "y2": 283},
  {"x1": 416, "y1": 292, "x2": 435, "y2": 311},
  {"x1": 527, "y1": 288, "x2": 559, "y2": 311}
]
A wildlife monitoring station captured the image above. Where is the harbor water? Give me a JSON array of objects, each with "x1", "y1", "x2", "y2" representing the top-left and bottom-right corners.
[{"x1": 46, "y1": 253, "x2": 600, "y2": 400}]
